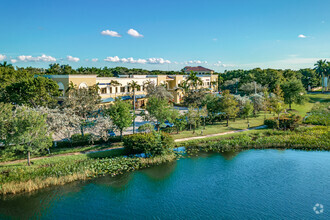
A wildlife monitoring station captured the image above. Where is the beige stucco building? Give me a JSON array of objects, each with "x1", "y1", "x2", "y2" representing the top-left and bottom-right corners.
[{"x1": 44, "y1": 73, "x2": 218, "y2": 105}]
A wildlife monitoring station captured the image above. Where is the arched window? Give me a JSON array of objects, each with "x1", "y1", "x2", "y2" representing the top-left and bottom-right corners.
[{"x1": 79, "y1": 82, "x2": 88, "y2": 89}]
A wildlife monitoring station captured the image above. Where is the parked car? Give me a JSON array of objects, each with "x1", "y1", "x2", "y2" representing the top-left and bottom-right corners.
[
  {"x1": 108, "y1": 130, "x2": 116, "y2": 137},
  {"x1": 154, "y1": 120, "x2": 174, "y2": 130}
]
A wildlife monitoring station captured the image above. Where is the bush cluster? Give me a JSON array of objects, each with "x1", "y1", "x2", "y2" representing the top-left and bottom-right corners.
[
  {"x1": 123, "y1": 132, "x2": 174, "y2": 156},
  {"x1": 264, "y1": 114, "x2": 301, "y2": 130},
  {"x1": 55, "y1": 134, "x2": 121, "y2": 148},
  {"x1": 303, "y1": 102, "x2": 330, "y2": 126}
]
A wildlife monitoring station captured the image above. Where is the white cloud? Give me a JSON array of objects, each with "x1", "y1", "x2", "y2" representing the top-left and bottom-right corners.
[
  {"x1": 214, "y1": 61, "x2": 234, "y2": 68},
  {"x1": 185, "y1": 60, "x2": 207, "y2": 65},
  {"x1": 10, "y1": 59, "x2": 17, "y2": 63},
  {"x1": 0, "y1": 54, "x2": 6, "y2": 61},
  {"x1": 67, "y1": 55, "x2": 80, "y2": 62},
  {"x1": 298, "y1": 34, "x2": 307, "y2": 38},
  {"x1": 212, "y1": 38, "x2": 218, "y2": 41},
  {"x1": 91, "y1": 58, "x2": 98, "y2": 62},
  {"x1": 104, "y1": 56, "x2": 170, "y2": 64},
  {"x1": 127, "y1": 29, "x2": 143, "y2": 37},
  {"x1": 17, "y1": 54, "x2": 56, "y2": 62},
  {"x1": 101, "y1": 30, "x2": 121, "y2": 37},
  {"x1": 147, "y1": 58, "x2": 171, "y2": 64}
]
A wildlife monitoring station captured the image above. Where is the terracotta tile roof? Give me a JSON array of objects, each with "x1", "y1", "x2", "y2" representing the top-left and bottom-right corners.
[{"x1": 184, "y1": 66, "x2": 213, "y2": 72}]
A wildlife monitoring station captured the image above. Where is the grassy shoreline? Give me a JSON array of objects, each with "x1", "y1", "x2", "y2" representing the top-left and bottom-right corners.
[
  {"x1": 0, "y1": 94, "x2": 328, "y2": 196},
  {"x1": 179, "y1": 126, "x2": 329, "y2": 152},
  {"x1": 0, "y1": 152, "x2": 177, "y2": 195}
]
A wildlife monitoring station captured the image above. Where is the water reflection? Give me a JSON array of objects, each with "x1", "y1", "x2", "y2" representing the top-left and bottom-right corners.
[
  {"x1": 92, "y1": 172, "x2": 133, "y2": 190},
  {"x1": 0, "y1": 181, "x2": 84, "y2": 219},
  {"x1": 140, "y1": 160, "x2": 177, "y2": 180},
  {"x1": 219, "y1": 150, "x2": 241, "y2": 160}
]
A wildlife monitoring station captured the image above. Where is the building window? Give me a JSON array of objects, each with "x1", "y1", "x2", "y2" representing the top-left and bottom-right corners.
[
  {"x1": 127, "y1": 87, "x2": 130, "y2": 93},
  {"x1": 110, "y1": 87, "x2": 113, "y2": 94},
  {"x1": 120, "y1": 87, "x2": 125, "y2": 93},
  {"x1": 101, "y1": 88, "x2": 107, "y2": 94},
  {"x1": 116, "y1": 87, "x2": 118, "y2": 93}
]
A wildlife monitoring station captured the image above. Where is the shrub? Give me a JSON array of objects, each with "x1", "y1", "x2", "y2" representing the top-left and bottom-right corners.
[
  {"x1": 123, "y1": 131, "x2": 174, "y2": 156},
  {"x1": 264, "y1": 119, "x2": 278, "y2": 129},
  {"x1": 303, "y1": 103, "x2": 330, "y2": 126},
  {"x1": 55, "y1": 135, "x2": 121, "y2": 148},
  {"x1": 264, "y1": 114, "x2": 301, "y2": 130}
]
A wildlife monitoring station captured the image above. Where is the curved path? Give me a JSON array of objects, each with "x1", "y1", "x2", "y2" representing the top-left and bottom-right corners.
[
  {"x1": 174, "y1": 125, "x2": 267, "y2": 142},
  {"x1": 0, "y1": 125, "x2": 267, "y2": 166}
]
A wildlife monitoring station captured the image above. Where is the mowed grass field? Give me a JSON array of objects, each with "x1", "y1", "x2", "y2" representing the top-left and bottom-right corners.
[{"x1": 171, "y1": 93, "x2": 329, "y2": 139}]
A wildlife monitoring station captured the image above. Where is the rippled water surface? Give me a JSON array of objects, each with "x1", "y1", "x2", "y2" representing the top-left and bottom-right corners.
[{"x1": 0, "y1": 149, "x2": 329, "y2": 219}]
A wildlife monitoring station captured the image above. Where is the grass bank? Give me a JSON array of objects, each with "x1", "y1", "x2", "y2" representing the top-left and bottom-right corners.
[
  {"x1": 0, "y1": 149, "x2": 176, "y2": 195},
  {"x1": 178, "y1": 126, "x2": 329, "y2": 152}
]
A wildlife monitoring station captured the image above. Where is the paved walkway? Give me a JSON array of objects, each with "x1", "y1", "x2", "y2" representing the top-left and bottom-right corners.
[
  {"x1": 0, "y1": 125, "x2": 267, "y2": 166},
  {"x1": 174, "y1": 125, "x2": 267, "y2": 142}
]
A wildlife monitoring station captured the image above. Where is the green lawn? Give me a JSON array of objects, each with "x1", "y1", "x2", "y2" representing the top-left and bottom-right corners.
[
  {"x1": 0, "y1": 147, "x2": 125, "y2": 168},
  {"x1": 289, "y1": 93, "x2": 330, "y2": 116},
  {"x1": 172, "y1": 93, "x2": 330, "y2": 140}
]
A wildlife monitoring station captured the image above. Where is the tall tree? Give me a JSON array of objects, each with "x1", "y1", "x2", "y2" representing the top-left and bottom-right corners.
[
  {"x1": 0, "y1": 103, "x2": 13, "y2": 146},
  {"x1": 242, "y1": 100, "x2": 254, "y2": 124},
  {"x1": 144, "y1": 96, "x2": 173, "y2": 131},
  {"x1": 110, "y1": 80, "x2": 121, "y2": 98},
  {"x1": 104, "y1": 99, "x2": 133, "y2": 139},
  {"x1": 219, "y1": 90, "x2": 239, "y2": 126},
  {"x1": 0, "y1": 61, "x2": 13, "y2": 68},
  {"x1": 186, "y1": 72, "x2": 203, "y2": 90},
  {"x1": 62, "y1": 83, "x2": 101, "y2": 136},
  {"x1": 146, "y1": 81, "x2": 173, "y2": 100},
  {"x1": 1, "y1": 76, "x2": 60, "y2": 108},
  {"x1": 128, "y1": 80, "x2": 141, "y2": 134},
  {"x1": 314, "y1": 59, "x2": 328, "y2": 93},
  {"x1": 281, "y1": 80, "x2": 306, "y2": 110},
  {"x1": 6, "y1": 106, "x2": 52, "y2": 166}
]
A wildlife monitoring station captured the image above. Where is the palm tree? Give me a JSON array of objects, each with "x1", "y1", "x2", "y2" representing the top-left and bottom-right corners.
[
  {"x1": 128, "y1": 80, "x2": 141, "y2": 134},
  {"x1": 176, "y1": 80, "x2": 190, "y2": 94},
  {"x1": 186, "y1": 72, "x2": 203, "y2": 90},
  {"x1": 314, "y1": 59, "x2": 327, "y2": 93},
  {"x1": 110, "y1": 80, "x2": 121, "y2": 99},
  {"x1": 210, "y1": 81, "x2": 218, "y2": 91},
  {"x1": 0, "y1": 61, "x2": 13, "y2": 68}
]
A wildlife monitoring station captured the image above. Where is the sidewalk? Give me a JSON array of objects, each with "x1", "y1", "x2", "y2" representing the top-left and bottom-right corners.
[
  {"x1": 174, "y1": 125, "x2": 267, "y2": 142},
  {"x1": 0, "y1": 125, "x2": 267, "y2": 166}
]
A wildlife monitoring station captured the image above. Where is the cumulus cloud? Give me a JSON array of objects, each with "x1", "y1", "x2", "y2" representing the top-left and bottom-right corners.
[
  {"x1": 104, "y1": 56, "x2": 170, "y2": 64},
  {"x1": 0, "y1": 54, "x2": 6, "y2": 61},
  {"x1": 67, "y1": 55, "x2": 80, "y2": 62},
  {"x1": 101, "y1": 30, "x2": 121, "y2": 37},
  {"x1": 214, "y1": 61, "x2": 234, "y2": 67},
  {"x1": 91, "y1": 58, "x2": 98, "y2": 62},
  {"x1": 298, "y1": 34, "x2": 307, "y2": 38},
  {"x1": 127, "y1": 29, "x2": 143, "y2": 37},
  {"x1": 11, "y1": 59, "x2": 17, "y2": 63},
  {"x1": 184, "y1": 60, "x2": 207, "y2": 65},
  {"x1": 147, "y1": 58, "x2": 170, "y2": 64},
  {"x1": 17, "y1": 54, "x2": 56, "y2": 62}
]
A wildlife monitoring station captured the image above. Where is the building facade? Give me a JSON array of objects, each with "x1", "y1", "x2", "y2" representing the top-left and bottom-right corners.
[{"x1": 44, "y1": 73, "x2": 218, "y2": 106}]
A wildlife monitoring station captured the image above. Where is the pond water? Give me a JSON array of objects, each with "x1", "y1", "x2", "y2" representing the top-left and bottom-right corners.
[{"x1": 0, "y1": 149, "x2": 329, "y2": 219}]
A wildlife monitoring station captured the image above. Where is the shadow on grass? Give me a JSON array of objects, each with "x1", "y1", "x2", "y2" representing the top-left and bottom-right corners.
[{"x1": 86, "y1": 148, "x2": 125, "y2": 159}]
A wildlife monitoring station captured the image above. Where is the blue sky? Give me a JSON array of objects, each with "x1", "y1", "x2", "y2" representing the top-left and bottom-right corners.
[{"x1": 1, "y1": 0, "x2": 330, "y2": 71}]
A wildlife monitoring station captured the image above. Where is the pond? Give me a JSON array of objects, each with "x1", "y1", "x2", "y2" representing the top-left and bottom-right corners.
[{"x1": 0, "y1": 149, "x2": 329, "y2": 219}]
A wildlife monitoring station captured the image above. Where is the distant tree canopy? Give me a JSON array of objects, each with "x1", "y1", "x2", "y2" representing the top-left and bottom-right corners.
[{"x1": 220, "y1": 67, "x2": 321, "y2": 92}]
